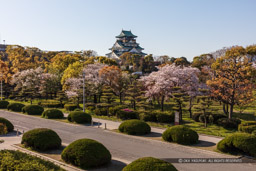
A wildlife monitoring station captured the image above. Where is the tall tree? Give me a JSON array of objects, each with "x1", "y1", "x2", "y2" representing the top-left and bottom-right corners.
[{"x1": 207, "y1": 46, "x2": 255, "y2": 119}]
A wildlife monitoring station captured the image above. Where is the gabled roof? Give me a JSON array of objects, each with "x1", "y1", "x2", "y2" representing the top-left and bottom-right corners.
[{"x1": 116, "y1": 30, "x2": 137, "y2": 38}]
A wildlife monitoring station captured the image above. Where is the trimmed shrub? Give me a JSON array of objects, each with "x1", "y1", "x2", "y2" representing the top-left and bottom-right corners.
[
  {"x1": 86, "y1": 103, "x2": 96, "y2": 111},
  {"x1": 0, "y1": 100, "x2": 9, "y2": 109},
  {"x1": 42, "y1": 109, "x2": 64, "y2": 119},
  {"x1": 211, "y1": 114, "x2": 227, "y2": 123},
  {"x1": 61, "y1": 138, "x2": 111, "y2": 169},
  {"x1": 122, "y1": 157, "x2": 177, "y2": 171},
  {"x1": 118, "y1": 120, "x2": 151, "y2": 135},
  {"x1": 22, "y1": 105, "x2": 44, "y2": 115},
  {"x1": 0, "y1": 117, "x2": 14, "y2": 132},
  {"x1": 139, "y1": 111, "x2": 157, "y2": 122},
  {"x1": 0, "y1": 150, "x2": 64, "y2": 170},
  {"x1": 238, "y1": 121, "x2": 256, "y2": 133},
  {"x1": 41, "y1": 102, "x2": 62, "y2": 108},
  {"x1": 162, "y1": 125, "x2": 199, "y2": 145},
  {"x1": 68, "y1": 111, "x2": 92, "y2": 124},
  {"x1": 155, "y1": 111, "x2": 174, "y2": 123},
  {"x1": 94, "y1": 108, "x2": 108, "y2": 116},
  {"x1": 217, "y1": 118, "x2": 241, "y2": 129},
  {"x1": 199, "y1": 114, "x2": 210, "y2": 123},
  {"x1": 252, "y1": 130, "x2": 256, "y2": 135},
  {"x1": 116, "y1": 108, "x2": 138, "y2": 120},
  {"x1": 74, "y1": 108, "x2": 82, "y2": 111},
  {"x1": 217, "y1": 133, "x2": 256, "y2": 157},
  {"x1": 109, "y1": 105, "x2": 128, "y2": 116},
  {"x1": 192, "y1": 112, "x2": 202, "y2": 122},
  {"x1": 0, "y1": 123, "x2": 8, "y2": 135},
  {"x1": 21, "y1": 128, "x2": 61, "y2": 151},
  {"x1": 64, "y1": 104, "x2": 79, "y2": 111},
  {"x1": 7, "y1": 103, "x2": 25, "y2": 112}
]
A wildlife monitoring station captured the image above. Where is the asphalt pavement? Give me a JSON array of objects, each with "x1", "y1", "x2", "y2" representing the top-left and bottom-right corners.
[{"x1": 0, "y1": 110, "x2": 255, "y2": 171}]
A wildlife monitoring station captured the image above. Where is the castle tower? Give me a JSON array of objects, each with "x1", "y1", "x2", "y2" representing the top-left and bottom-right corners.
[{"x1": 106, "y1": 30, "x2": 147, "y2": 59}]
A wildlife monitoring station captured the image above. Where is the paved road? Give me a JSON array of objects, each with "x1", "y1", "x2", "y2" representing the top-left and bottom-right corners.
[{"x1": 1, "y1": 110, "x2": 255, "y2": 171}]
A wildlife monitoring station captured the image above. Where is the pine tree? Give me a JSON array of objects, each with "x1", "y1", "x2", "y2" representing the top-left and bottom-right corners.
[
  {"x1": 194, "y1": 89, "x2": 213, "y2": 127},
  {"x1": 126, "y1": 81, "x2": 147, "y2": 110},
  {"x1": 171, "y1": 87, "x2": 189, "y2": 123}
]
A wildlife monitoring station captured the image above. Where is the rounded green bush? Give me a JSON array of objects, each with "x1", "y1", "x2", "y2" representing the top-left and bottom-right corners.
[
  {"x1": 162, "y1": 125, "x2": 199, "y2": 145},
  {"x1": 21, "y1": 128, "x2": 61, "y2": 151},
  {"x1": 217, "y1": 132, "x2": 256, "y2": 157},
  {"x1": 0, "y1": 150, "x2": 64, "y2": 170},
  {"x1": 217, "y1": 118, "x2": 241, "y2": 129},
  {"x1": 64, "y1": 104, "x2": 79, "y2": 111},
  {"x1": 42, "y1": 109, "x2": 64, "y2": 119},
  {"x1": 61, "y1": 138, "x2": 111, "y2": 169},
  {"x1": 68, "y1": 111, "x2": 92, "y2": 124},
  {"x1": 116, "y1": 109, "x2": 138, "y2": 120},
  {"x1": 7, "y1": 103, "x2": 25, "y2": 112},
  {"x1": 0, "y1": 117, "x2": 14, "y2": 132},
  {"x1": 0, "y1": 100, "x2": 9, "y2": 109},
  {"x1": 122, "y1": 157, "x2": 177, "y2": 171},
  {"x1": 238, "y1": 121, "x2": 256, "y2": 133},
  {"x1": 118, "y1": 120, "x2": 151, "y2": 135},
  {"x1": 22, "y1": 105, "x2": 44, "y2": 115}
]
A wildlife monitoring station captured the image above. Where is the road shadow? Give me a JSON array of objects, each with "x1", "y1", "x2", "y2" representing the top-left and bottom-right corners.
[
  {"x1": 192, "y1": 140, "x2": 216, "y2": 147},
  {"x1": 0, "y1": 131, "x2": 22, "y2": 137},
  {"x1": 90, "y1": 159, "x2": 127, "y2": 171},
  {"x1": 141, "y1": 132, "x2": 162, "y2": 138}
]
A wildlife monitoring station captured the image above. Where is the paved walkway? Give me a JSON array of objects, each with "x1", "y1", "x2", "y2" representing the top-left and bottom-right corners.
[{"x1": 65, "y1": 113, "x2": 223, "y2": 144}]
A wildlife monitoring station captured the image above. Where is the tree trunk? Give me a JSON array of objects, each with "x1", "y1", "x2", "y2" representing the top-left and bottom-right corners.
[
  {"x1": 161, "y1": 96, "x2": 164, "y2": 111},
  {"x1": 179, "y1": 103, "x2": 182, "y2": 123},
  {"x1": 204, "y1": 109, "x2": 207, "y2": 127},
  {"x1": 94, "y1": 94, "x2": 97, "y2": 103},
  {"x1": 119, "y1": 93, "x2": 122, "y2": 104},
  {"x1": 188, "y1": 97, "x2": 193, "y2": 118},
  {"x1": 133, "y1": 100, "x2": 136, "y2": 110},
  {"x1": 229, "y1": 104, "x2": 233, "y2": 119},
  {"x1": 223, "y1": 103, "x2": 227, "y2": 115}
]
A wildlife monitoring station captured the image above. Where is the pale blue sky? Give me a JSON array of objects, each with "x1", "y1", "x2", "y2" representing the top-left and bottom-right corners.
[{"x1": 0, "y1": 0, "x2": 255, "y2": 60}]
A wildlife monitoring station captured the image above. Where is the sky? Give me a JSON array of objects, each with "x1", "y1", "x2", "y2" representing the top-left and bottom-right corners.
[{"x1": 0, "y1": 0, "x2": 255, "y2": 61}]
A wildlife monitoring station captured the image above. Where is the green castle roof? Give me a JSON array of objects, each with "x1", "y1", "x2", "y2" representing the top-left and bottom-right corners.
[{"x1": 116, "y1": 30, "x2": 137, "y2": 38}]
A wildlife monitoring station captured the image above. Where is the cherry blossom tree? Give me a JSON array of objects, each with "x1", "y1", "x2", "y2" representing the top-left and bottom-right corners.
[
  {"x1": 11, "y1": 67, "x2": 60, "y2": 102},
  {"x1": 63, "y1": 63, "x2": 106, "y2": 103},
  {"x1": 140, "y1": 64, "x2": 200, "y2": 112}
]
